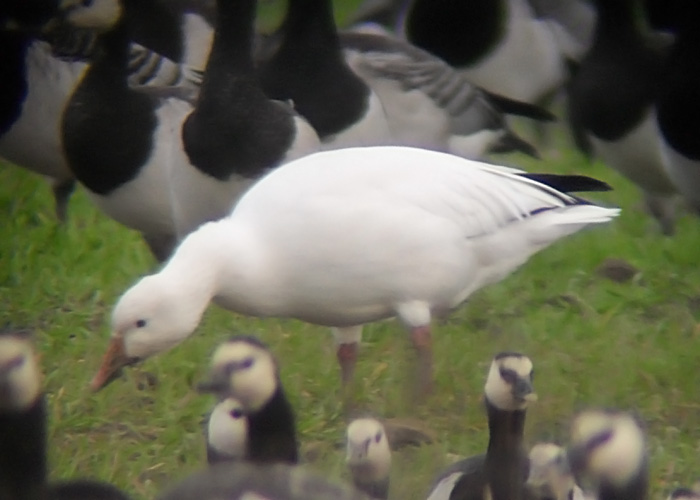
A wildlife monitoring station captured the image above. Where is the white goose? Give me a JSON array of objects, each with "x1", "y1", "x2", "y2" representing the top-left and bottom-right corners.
[{"x1": 90, "y1": 146, "x2": 619, "y2": 394}]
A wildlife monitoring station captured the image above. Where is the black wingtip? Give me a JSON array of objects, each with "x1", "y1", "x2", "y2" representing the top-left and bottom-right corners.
[
  {"x1": 483, "y1": 91, "x2": 557, "y2": 122},
  {"x1": 521, "y1": 173, "x2": 613, "y2": 193},
  {"x1": 489, "y1": 132, "x2": 541, "y2": 159}
]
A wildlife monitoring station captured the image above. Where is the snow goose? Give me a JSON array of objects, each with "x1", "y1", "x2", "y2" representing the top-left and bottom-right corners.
[
  {"x1": 346, "y1": 418, "x2": 392, "y2": 500},
  {"x1": 654, "y1": 4, "x2": 700, "y2": 213},
  {"x1": 156, "y1": 462, "x2": 367, "y2": 500},
  {"x1": 205, "y1": 397, "x2": 249, "y2": 465},
  {"x1": 405, "y1": 0, "x2": 566, "y2": 105},
  {"x1": 0, "y1": 329, "x2": 132, "y2": 500},
  {"x1": 89, "y1": 146, "x2": 619, "y2": 394},
  {"x1": 427, "y1": 352, "x2": 536, "y2": 500},
  {"x1": 198, "y1": 336, "x2": 299, "y2": 465},
  {"x1": 339, "y1": 30, "x2": 553, "y2": 159},
  {"x1": 178, "y1": 0, "x2": 319, "y2": 237},
  {"x1": 567, "y1": 409, "x2": 648, "y2": 500},
  {"x1": 257, "y1": 0, "x2": 393, "y2": 150},
  {"x1": 567, "y1": 0, "x2": 678, "y2": 235}
]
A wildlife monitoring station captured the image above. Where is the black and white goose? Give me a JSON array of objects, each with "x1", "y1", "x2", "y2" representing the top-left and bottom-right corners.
[
  {"x1": 197, "y1": 336, "x2": 299, "y2": 465},
  {"x1": 654, "y1": 3, "x2": 700, "y2": 213},
  {"x1": 346, "y1": 418, "x2": 392, "y2": 500},
  {"x1": 339, "y1": 30, "x2": 552, "y2": 159},
  {"x1": 567, "y1": 409, "x2": 648, "y2": 500},
  {"x1": 427, "y1": 352, "x2": 536, "y2": 500},
  {"x1": 57, "y1": 0, "x2": 198, "y2": 260},
  {"x1": 157, "y1": 462, "x2": 368, "y2": 500},
  {"x1": 257, "y1": 0, "x2": 392, "y2": 150},
  {"x1": 0, "y1": 330, "x2": 132, "y2": 500},
  {"x1": 567, "y1": 0, "x2": 678, "y2": 235},
  {"x1": 177, "y1": 0, "x2": 319, "y2": 237},
  {"x1": 205, "y1": 397, "x2": 248, "y2": 465},
  {"x1": 255, "y1": 0, "x2": 547, "y2": 159},
  {"x1": 88, "y1": 146, "x2": 619, "y2": 394},
  {"x1": 526, "y1": 443, "x2": 586, "y2": 500},
  {"x1": 0, "y1": 2, "x2": 82, "y2": 222},
  {"x1": 405, "y1": 0, "x2": 567, "y2": 105}
]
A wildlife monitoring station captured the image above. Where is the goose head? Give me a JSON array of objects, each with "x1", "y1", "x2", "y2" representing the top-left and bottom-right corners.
[
  {"x1": 198, "y1": 336, "x2": 279, "y2": 414},
  {"x1": 0, "y1": 330, "x2": 41, "y2": 413},
  {"x1": 346, "y1": 418, "x2": 391, "y2": 499},
  {"x1": 207, "y1": 397, "x2": 249, "y2": 463},
  {"x1": 527, "y1": 443, "x2": 581, "y2": 500},
  {"x1": 484, "y1": 352, "x2": 537, "y2": 411},
  {"x1": 90, "y1": 273, "x2": 211, "y2": 391},
  {"x1": 567, "y1": 409, "x2": 647, "y2": 500}
]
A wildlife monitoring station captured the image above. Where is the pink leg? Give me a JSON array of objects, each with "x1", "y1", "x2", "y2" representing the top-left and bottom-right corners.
[
  {"x1": 411, "y1": 325, "x2": 434, "y2": 397},
  {"x1": 337, "y1": 342, "x2": 359, "y2": 387}
]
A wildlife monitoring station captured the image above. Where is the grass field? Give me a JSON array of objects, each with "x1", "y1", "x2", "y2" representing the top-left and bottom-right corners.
[{"x1": 3, "y1": 4, "x2": 700, "y2": 499}]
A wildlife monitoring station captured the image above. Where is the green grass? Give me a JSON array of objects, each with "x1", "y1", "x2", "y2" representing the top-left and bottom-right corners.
[
  {"x1": 3, "y1": 130, "x2": 700, "y2": 499},
  {"x1": 3, "y1": 2, "x2": 700, "y2": 496}
]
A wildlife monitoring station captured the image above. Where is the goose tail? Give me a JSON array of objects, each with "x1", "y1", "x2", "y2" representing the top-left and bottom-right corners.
[{"x1": 526, "y1": 205, "x2": 620, "y2": 246}]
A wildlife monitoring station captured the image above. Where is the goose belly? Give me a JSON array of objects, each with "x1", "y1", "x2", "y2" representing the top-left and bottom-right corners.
[
  {"x1": 0, "y1": 42, "x2": 86, "y2": 179},
  {"x1": 87, "y1": 102, "x2": 186, "y2": 236},
  {"x1": 318, "y1": 92, "x2": 394, "y2": 150},
  {"x1": 659, "y1": 142, "x2": 700, "y2": 210},
  {"x1": 345, "y1": 58, "x2": 449, "y2": 150},
  {"x1": 459, "y1": 7, "x2": 565, "y2": 102},
  {"x1": 590, "y1": 112, "x2": 676, "y2": 195}
]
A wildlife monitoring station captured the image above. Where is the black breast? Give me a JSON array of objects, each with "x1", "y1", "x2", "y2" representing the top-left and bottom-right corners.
[{"x1": 0, "y1": 32, "x2": 29, "y2": 136}]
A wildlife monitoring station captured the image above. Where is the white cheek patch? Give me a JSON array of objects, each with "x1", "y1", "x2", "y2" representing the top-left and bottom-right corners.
[
  {"x1": 0, "y1": 337, "x2": 41, "y2": 411},
  {"x1": 587, "y1": 417, "x2": 645, "y2": 487},
  {"x1": 346, "y1": 418, "x2": 392, "y2": 479},
  {"x1": 208, "y1": 398, "x2": 248, "y2": 458},
  {"x1": 484, "y1": 355, "x2": 533, "y2": 411},
  {"x1": 212, "y1": 341, "x2": 278, "y2": 412}
]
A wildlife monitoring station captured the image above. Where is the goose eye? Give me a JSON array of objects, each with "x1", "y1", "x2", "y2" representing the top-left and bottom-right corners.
[
  {"x1": 240, "y1": 357, "x2": 254, "y2": 369},
  {"x1": 135, "y1": 319, "x2": 147, "y2": 328},
  {"x1": 375, "y1": 431, "x2": 382, "y2": 443},
  {"x1": 230, "y1": 409, "x2": 243, "y2": 419},
  {"x1": 499, "y1": 368, "x2": 516, "y2": 384}
]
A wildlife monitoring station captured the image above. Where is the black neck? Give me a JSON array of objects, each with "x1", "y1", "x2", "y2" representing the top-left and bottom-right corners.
[
  {"x1": 0, "y1": 396, "x2": 48, "y2": 500},
  {"x1": 258, "y1": 0, "x2": 369, "y2": 137},
  {"x1": 594, "y1": 0, "x2": 644, "y2": 41},
  {"x1": 124, "y1": 0, "x2": 183, "y2": 61},
  {"x1": 484, "y1": 400, "x2": 528, "y2": 500},
  {"x1": 281, "y1": 0, "x2": 339, "y2": 47},
  {"x1": 246, "y1": 387, "x2": 299, "y2": 464},
  {"x1": 181, "y1": 0, "x2": 299, "y2": 180},
  {"x1": 206, "y1": 0, "x2": 257, "y2": 75},
  {"x1": 406, "y1": 0, "x2": 505, "y2": 67},
  {"x1": 0, "y1": 30, "x2": 30, "y2": 136},
  {"x1": 61, "y1": 1, "x2": 158, "y2": 195},
  {"x1": 597, "y1": 467, "x2": 648, "y2": 500}
]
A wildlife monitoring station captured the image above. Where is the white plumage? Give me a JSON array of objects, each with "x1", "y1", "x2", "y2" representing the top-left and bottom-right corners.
[{"x1": 91, "y1": 146, "x2": 619, "y2": 391}]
